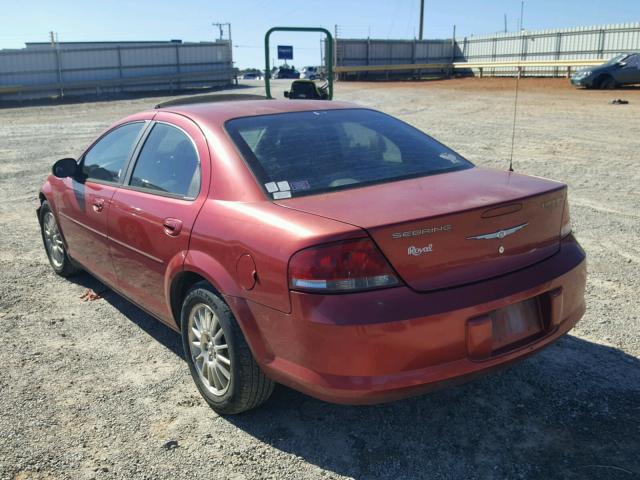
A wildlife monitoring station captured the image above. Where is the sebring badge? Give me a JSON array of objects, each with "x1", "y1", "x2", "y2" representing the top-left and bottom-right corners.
[
  {"x1": 392, "y1": 224, "x2": 452, "y2": 239},
  {"x1": 466, "y1": 223, "x2": 528, "y2": 240}
]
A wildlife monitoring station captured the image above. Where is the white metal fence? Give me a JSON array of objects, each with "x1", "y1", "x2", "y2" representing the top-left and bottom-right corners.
[
  {"x1": 0, "y1": 41, "x2": 234, "y2": 100},
  {"x1": 336, "y1": 22, "x2": 640, "y2": 77}
]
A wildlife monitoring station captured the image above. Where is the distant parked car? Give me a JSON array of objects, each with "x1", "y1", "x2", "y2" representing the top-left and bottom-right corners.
[
  {"x1": 284, "y1": 79, "x2": 329, "y2": 100},
  {"x1": 571, "y1": 53, "x2": 640, "y2": 89},
  {"x1": 274, "y1": 66, "x2": 300, "y2": 79},
  {"x1": 242, "y1": 72, "x2": 262, "y2": 80},
  {"x1": 301, "y1": 66, "x2": 319, "y2": 80}
]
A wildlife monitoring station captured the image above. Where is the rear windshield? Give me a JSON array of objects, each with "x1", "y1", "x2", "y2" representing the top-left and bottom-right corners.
[{"x1": 225, "y1": 108, "x2": 473, "y2": 199}]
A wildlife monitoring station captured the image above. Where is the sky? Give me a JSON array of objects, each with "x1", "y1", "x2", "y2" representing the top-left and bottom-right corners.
[{"x1": 1, "y1": 0, "x2": 638, "y2": 68}]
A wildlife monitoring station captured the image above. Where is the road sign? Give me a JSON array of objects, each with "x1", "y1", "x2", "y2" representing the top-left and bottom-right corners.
[{"x1": 277, "y1": 45, "x2": 293, "y2": 60}]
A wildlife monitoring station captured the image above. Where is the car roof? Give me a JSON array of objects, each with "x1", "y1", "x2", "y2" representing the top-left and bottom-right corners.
[{"x1": 158, "y1": 99, "x2": 361, "y2": 127}]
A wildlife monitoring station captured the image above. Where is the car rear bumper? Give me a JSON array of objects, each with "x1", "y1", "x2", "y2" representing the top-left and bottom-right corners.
[{"x1": 228, "y1": 234, "x2": 587, "y2": 405}]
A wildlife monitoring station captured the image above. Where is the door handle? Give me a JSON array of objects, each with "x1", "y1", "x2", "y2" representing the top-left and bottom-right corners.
[
  {"x1": 162, "y1": 218, "x2": 183, "y2": 237},
  {"x1": 92, "y1": 198, "x2": 105, "y2": 212}
]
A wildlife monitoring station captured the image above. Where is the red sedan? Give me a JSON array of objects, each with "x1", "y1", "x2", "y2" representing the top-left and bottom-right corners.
[{"x1": 38, "y1": 99, "x2": 586, "y2": 414}]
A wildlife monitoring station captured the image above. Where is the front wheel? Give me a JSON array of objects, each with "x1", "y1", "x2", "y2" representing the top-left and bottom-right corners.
[
  {"x1": 39, "y1": 201, "x2": 79, "y2": 277},
  {"x1": 599, "y1": 76, "x2": 617, "y2": 90},
  {"x1": 181, "y1": 282, "x2": 274, "y2": 414}
]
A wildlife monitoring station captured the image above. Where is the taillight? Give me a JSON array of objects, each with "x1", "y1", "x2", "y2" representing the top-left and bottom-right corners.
[
  {"x1": 289, "y1": 238, "x2": 400, "y2": 293},
  {"x1": 561, "y1": 193, "x2": 572, "y2": 238}
]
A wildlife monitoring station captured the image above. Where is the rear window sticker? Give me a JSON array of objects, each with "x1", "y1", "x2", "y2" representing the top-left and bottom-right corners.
[
  {"x1": 265, "y1": 182, "x2": 278, "y2": 193},
  {"x1": 277, "y1": 181, "x2": 291, "y2": 191},
  {"x1": 273, "y1": 191, "x2": 292, "y2": 200}
]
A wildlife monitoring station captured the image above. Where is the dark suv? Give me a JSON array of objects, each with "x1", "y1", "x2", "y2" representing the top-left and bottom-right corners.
[
  {"x1": 274, "y1": 66, "x2": 300, "y2": 79},
  {"x1": 571, "y1": 53, "x2": 640, "y2": 89}
]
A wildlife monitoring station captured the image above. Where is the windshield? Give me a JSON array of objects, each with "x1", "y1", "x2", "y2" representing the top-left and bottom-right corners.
[
  {"x1": 226, "y1": 109, "x2": 473, "y2": 199},
  {"x1": 606, "y1": 54, "x2": 629, "y2": 65}
]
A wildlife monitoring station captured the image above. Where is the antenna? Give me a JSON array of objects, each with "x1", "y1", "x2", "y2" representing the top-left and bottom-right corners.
[{"x1": 508, "y1": 68, "x2": 521, "y2": 172}]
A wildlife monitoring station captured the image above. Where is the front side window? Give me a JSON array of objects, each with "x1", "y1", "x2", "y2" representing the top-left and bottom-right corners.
[
  {"x1": 626, "y1": 54, "x2": 640, "y2": 68},
  {"x1": 82, "y1": 122, "x2": 144, "y2": 183},
  {"x1": 226, "y1": 109, "x2": 472, "y2": 198},
  {"x1": 129, "y1": 123, "x2": 200, "y2": 198}
]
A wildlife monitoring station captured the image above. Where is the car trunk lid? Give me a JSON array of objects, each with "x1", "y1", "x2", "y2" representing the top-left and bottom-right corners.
[{"x1": 275, "y1": 167, "x2": 567, "y2": 291}]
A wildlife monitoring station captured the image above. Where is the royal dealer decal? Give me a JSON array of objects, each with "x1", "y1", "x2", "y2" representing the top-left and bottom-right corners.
[{"x1": 408, "y1": 244, "x2": 433, "y2": 256}]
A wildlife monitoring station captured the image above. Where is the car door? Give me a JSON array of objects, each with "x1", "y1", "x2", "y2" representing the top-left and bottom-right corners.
[
  {"x1": 56, "y1": 121, "x2": 148, "y2": 286},
  {"x1": 615, "y1": 54, "x2": 640, "y2": 85},
  {"x1": 108, "y1": 112, "x2": 210, "y2": 324}
]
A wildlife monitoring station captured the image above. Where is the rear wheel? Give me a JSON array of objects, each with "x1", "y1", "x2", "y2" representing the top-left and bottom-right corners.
[
  {"x1": 39, "y1": 201, "x2": 79, "y2": 277},
  {"x1": 181, "y1": 282, "x2": 274, "y2": 414},
  {"x1": 599, "y1": 75, "x2": 617, "y2": 90}
]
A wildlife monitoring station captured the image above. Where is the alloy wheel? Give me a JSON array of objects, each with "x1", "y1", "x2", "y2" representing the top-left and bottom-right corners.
[
  {"x1": 187, "y1": 303, "x2": 231, "y2": 396},
  {"x1": 43, "y1": 212, "x2": 65, "y2": 268}
]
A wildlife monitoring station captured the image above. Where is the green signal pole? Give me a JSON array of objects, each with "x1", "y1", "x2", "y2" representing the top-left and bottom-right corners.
[{"x1": 264, "y1": 27, "x2": 334, "y2": 100}]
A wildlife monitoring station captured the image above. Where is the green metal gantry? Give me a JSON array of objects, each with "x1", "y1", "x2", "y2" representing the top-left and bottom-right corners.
[{"x1": 264, "y1": 26, "x2": 334, "y2": 100}]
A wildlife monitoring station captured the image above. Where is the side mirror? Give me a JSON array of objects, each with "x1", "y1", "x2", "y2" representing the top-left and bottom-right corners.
[
  {"x1": 283, "y1": 91, "x2": 290, "y2": 98},
  {"x1": 52, "y1": 158, "x2": 78, "y2": 178},
  {"x1": 618, "y1": 61, "x2": 627, "y2": 67}
]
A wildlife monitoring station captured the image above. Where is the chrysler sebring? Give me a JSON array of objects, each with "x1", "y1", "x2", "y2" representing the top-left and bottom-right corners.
[{"x1": 38, "y1": 99, "x2": 586, "y2": 413}]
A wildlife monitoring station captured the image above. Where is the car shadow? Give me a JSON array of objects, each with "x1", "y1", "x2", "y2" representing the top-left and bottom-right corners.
[
  {"x1": 67, "y1": 271, "x2": 639, "y2": 480},
  {"x1": 68, "y1": 271, "x2": 183, "y2": 358},
  {"x1": 225, "y1": 337, "x2": 640, "y2": 479}
]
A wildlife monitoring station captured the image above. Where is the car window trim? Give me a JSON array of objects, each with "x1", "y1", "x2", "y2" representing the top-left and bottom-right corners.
[
  {"x1": 120, "y1": 120, "x2": 201, "y2": 201},
  {"x1": 78, "y1": 120, "x2": 151, "y2": 187}
]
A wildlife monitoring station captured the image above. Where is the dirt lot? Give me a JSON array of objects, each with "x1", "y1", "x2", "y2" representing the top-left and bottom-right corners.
[{"x1": 1, "y1": 78, "x2": 639, "y2": 480}]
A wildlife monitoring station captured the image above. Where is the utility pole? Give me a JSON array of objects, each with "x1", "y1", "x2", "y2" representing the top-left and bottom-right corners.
[
  {"x1": 334, "y1": 24, "x2": 338, "y2": 74},
  {"x1": 519, "y1": 1, "x2": 525, "y2": 31},
  {"x1": 212, "y1": 22, "x2": 233, "y2": 67},
  {"x1": 418, "y1": 0, "x2": 425, "y2": 40},
  {"x1": 504, "y1": 14, "x2": 507, "y2": 33},
  {"x1": 212, "y1": 23, "x2": 223, "y2": 40},
  {"x1": 212, "y1": 22, "x2": 231, "y2": 44},
  {"x1": 49, "y1": 31, "x2": 56, "y2": 47}
]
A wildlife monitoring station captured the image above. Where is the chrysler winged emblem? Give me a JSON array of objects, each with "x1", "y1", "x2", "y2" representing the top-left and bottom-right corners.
[{"x1": 466, "y1": 223, "x2": 528, "y2": 240}]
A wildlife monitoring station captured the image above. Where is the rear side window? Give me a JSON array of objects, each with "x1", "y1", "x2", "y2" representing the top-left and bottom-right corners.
[
  {"x1": 129, "y1": 123, "x2": 200, "y2": 199},
  {"x1": 83, "y1": 122, "x2": 144, "y2": 183},
  {"x1": 225, "y1": 109, "x2": 472, "y2": 198}
]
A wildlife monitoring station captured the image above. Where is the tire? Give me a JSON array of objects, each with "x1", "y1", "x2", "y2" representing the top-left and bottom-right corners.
[
  {"x1": 180, "y1": 282, "x2": 274, "y2": 414},
  {"x1": 39, "y1": 201, "x2": 80, "y2": 277},
  {"x1": 599, "y1": 75, "x2": 617, "y2": 90}
]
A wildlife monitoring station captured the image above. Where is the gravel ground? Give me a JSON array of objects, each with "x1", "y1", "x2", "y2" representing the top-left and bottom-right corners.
[{"x1": 1, "y1": 78, "x2": 639, "y2": 480}]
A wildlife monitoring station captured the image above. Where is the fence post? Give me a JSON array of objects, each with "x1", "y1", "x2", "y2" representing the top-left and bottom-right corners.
[
  {"x1": 117, "y1": 46, "x2": 123, "y2": 93},
  {"x1": 491, "y1": 36, "x2": 497, "y2": 77},
  {"x1": 412, "y1": 39, "x2": 417, "y2": 79},
  {"x1": 366, "y1": 38, "x2": 371, "y2": 81},
  {"x1": 53, "y1": 47, "x2": 64, "y2": 99},
  {"x1": 175, "y1": 45, "x2": 181, "y2": 91},
  {"x1": 450, "y1": 25, "x2": 456, "y2": 78},
  {"x1": 597, "y1": 29, "x2": 605, "y2": 58},
  {"x1": 554, "y1": 32, "x2": 562, "y2": 77},
  {"x1": 520, "y1": 34, "x2": 528, "y2": 77}
]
